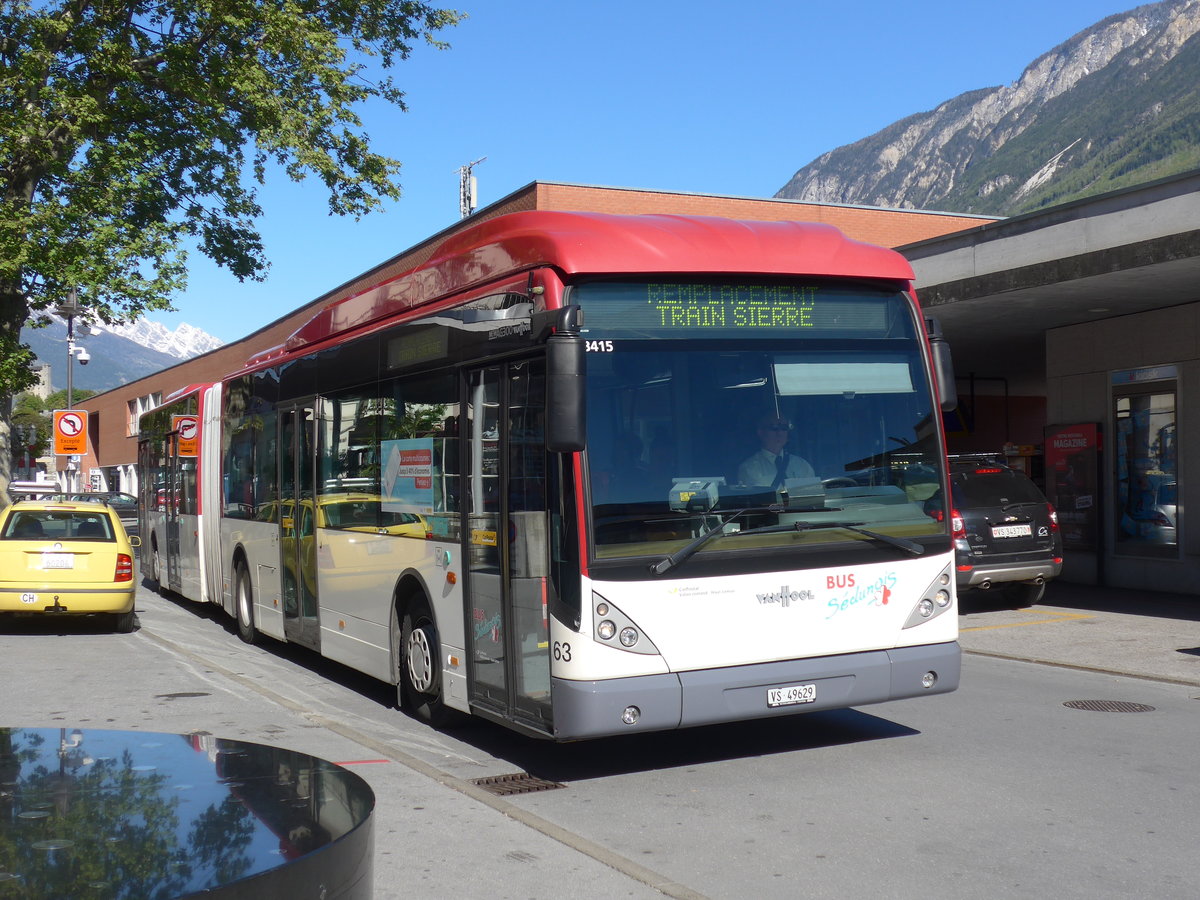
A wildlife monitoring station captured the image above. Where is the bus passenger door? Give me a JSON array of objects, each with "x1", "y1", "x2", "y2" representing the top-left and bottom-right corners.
[
  {"x1": 279, "y1": 401, "x2": 321, "y2": 651},
  {"x1": 164, "y1": 429, "x2": 182, "y2": 592},
  {"x1": 464, "y1": 361, "x2": 552, "y2": 734}
]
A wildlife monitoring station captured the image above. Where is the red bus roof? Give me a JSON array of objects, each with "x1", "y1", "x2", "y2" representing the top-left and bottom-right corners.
[{"x1": 257, "y1": 211, "x2": 916, "y2": 362}]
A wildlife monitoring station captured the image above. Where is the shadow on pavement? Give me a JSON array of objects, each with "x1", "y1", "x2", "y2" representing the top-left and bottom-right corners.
[{"x1": 1035, "y1": 580, "x2": 1200, "y2": 622}]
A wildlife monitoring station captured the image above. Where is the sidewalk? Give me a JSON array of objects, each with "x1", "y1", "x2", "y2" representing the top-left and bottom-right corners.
[{"x1": 958, "y1": 580, "x2": 1200, "y2": 687}]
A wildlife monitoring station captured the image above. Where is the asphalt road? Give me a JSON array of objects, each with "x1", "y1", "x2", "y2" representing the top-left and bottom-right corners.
[{"x1": 2, "y1": 578, "x2": 1197, "y2": 899}]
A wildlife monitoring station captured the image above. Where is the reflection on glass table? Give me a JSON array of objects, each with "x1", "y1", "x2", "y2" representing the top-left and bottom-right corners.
[{"x1": 0, "y1": 727, "x2": 374, "y2": 899}]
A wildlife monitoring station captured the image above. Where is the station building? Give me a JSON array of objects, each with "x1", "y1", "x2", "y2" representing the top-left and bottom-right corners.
[{"x1": 63, "y1": 172, "x2": 1200, "y2": 595}]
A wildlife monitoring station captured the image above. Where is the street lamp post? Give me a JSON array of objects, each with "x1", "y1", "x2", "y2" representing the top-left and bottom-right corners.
[
  {"x1": 55, "y1": 288, "x2": 86, "y2": 491},
  {"x1": 57, "y1": 288, "x2": 83, "y2": 409}
]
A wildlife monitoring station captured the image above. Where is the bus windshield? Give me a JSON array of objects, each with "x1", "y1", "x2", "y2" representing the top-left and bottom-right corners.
[{"x1": 574, "y1": 281, "x2": 948, "y2": 561}]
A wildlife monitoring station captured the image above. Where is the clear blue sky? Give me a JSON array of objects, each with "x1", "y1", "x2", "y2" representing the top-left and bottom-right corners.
[{"x1": 160, "y1": 0, "x2": 1143, "y2": 343}]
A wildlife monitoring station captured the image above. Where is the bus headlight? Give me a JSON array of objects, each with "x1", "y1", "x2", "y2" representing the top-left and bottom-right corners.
[
  {"x1": 591, "y1": 592, "x2": 660, "y2": 655},
  {"x1": 902, "y1": 566, "x2": 957, "y2": 629}
]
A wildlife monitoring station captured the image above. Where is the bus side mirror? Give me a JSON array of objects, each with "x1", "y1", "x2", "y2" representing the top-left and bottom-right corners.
[
  {"x1": 546, "y1": 316, "x2": 586, "y2": 453},
  {"x1": 925, "y1": 316, "x2": 957, "y2": 413}
]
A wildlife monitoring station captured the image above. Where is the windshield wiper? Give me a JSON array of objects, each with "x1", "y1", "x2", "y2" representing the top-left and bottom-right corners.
[
  {"x1": 649, "y1": 515, "x2": 925, "y2": 575},
  {"x1": 649, "y1": 509, "x2": 750, "y2": 576}
]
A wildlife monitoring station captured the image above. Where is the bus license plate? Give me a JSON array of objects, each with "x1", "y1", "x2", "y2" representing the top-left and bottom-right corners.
[
  {"x1": 767, "y1": 683, "x2": 817, "y2": 707},
  {"x1": 41, "y1": 553, "x2": 74, "y2": 569},
  {"x1": 991, "y1": 524, "x2": 1032, "y2": 538}
]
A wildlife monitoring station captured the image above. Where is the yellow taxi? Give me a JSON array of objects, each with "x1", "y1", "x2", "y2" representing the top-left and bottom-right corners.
[{"x1": 0, "y1": 499, "x2": 142, "y2": 632}]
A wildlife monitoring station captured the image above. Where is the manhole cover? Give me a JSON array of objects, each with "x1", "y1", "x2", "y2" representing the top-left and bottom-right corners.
[
  {"x1": 470, "y1": 773, "x2": 566, "y2": 796},
  {"x1": 1063, "y1": 699, "x2": 1156, "y2": 713}
]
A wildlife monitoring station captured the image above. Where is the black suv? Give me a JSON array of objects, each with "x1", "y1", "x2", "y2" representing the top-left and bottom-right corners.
[{"x1": 926, "y1": 455, "x2": 1063, "y2": 606}]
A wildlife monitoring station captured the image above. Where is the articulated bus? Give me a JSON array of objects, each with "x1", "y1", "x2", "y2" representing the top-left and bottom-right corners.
[{"x1": 139, "y1": 210, "x2": 961, "y2": 740}]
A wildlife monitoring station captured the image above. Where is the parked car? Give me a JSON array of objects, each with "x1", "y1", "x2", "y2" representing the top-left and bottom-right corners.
[
  {"x1": 926, "y1": 455, "x2": 1063, "y2": 606},
  {"x1": 49, "y1": 491, "x2": 138, "y2": 515},
  {"x1": 47, "y1": 491, "x2": 139, "y2": 535},
  {"x1": 0, "y1": 499, "x2": 142, "y2": 632}
]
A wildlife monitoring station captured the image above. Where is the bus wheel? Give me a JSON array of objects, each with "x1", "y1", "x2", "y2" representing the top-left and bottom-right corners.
[
  {"x1": 235, "y1": 563, "x2": 258, "y2": 644},
  {"x1": 401, "y1": 600, "x2": 450, "y2": 725},
  {"x1": 149, "y1": 542, "x2": 163, "y2": 592}
]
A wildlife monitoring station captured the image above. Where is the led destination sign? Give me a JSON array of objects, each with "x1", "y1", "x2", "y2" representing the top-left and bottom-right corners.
[
  {"x1": 575, "y1": 282, "x2": 896, "y2": 338},
  {"x1": 650, "y1": 284, "x2": 818, "y2": 328}
]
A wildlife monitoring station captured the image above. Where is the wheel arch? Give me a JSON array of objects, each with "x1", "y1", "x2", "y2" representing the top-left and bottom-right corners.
[{"x1": 390, "y1": 569, "x2": 435, "y2": 683}]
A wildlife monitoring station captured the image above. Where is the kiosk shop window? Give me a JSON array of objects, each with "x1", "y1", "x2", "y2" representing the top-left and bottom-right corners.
[{"x1": 1113, "y1": 372, "x2": 1177, "y2": 558}]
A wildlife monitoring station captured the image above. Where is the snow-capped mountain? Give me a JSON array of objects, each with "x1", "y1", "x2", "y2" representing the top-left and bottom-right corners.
[
  {"x1": 98, "y1": 319, "x2": 224, "y2": 359},
  {"x1": 22, "y1": 317, "x2": 224, "y2": 394}
]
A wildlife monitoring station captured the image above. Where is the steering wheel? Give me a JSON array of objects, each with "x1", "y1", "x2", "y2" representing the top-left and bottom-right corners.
[{"x1": 821, "y1": 477, "x2": 859, "y2": 489}]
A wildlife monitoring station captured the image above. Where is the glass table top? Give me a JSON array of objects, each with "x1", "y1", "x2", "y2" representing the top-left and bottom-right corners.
[{"x1": 0, "y1": 727, "x2": 375, "y2": 898}]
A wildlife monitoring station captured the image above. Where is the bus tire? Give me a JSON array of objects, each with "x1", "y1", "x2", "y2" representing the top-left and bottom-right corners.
[
  {"x1": 149, "y1": 540, "x2": 163, "y2": 593},
  {"x1": 400, "y1": 598, "x2": 451, "y2": 726},
  {"x1": 235, "y1": 562, "x2": 258, "y2": 644}
]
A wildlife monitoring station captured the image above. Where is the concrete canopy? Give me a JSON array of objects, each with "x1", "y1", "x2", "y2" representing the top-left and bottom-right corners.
[{"x1": 900, "y1": 169, "x2": 1200, "y2": 393}]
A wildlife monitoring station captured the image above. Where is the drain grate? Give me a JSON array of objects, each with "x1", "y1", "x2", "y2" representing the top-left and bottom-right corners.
[
  {"x1": 470, "y1": 773, "x2": 566, "y2": 796},
  {"x1": 1063, "y1": 699, "x2": 1156, "y2": 713}
]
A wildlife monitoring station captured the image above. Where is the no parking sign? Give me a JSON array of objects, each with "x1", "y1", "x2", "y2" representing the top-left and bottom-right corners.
[
  {"x1": 52, "y1": 409, "x2": 88, "y2": 455},
  {"x1": 173, "y1": 415, "x2": 199, "y2": 457}
]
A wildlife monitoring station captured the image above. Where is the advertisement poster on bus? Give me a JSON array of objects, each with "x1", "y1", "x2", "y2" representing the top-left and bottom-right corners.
[
  {"x1": 381, "y1": 439, "x2": 435, "y2": 513},
  {"x1": 1044, "y1": 423, "x2": 1100, "y2": 550}
]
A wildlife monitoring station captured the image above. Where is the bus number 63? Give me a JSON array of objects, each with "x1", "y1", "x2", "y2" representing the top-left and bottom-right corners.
[{"x1": 553, "y1": 641, "x2": 572, "y2": 662}]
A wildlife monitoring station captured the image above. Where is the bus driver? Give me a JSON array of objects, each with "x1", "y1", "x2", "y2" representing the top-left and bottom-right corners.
[{"x1": 737, "y1": 414, "x2": 815, "y2": 488}]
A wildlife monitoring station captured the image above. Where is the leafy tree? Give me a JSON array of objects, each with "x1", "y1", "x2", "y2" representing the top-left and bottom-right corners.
[{"x1": 0, "y1": 0, "x2": 462, "y2": 503}]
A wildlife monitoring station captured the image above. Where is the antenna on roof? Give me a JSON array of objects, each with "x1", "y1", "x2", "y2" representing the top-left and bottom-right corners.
[{"x1": 458, "y1": 157, "x2": 486, "y2": 219}]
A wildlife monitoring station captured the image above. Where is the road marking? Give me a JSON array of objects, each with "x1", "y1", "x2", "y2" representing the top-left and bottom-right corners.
[{"x1": 961, "y1": 608, "x2": 1093, "y2": 631}]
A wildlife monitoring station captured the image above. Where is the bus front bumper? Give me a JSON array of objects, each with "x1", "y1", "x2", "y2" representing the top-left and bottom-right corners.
[{"x1": 550, "y1": 641, "x2": 961, "y2": 740}]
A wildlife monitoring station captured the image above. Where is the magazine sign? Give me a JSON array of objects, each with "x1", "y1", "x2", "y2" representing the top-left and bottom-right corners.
[{"x1": 1044, "y1": 423, "x2": 1100, "y2": 550}]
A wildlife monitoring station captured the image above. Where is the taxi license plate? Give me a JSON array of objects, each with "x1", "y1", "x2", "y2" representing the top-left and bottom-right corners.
[
  {"x1": 991, "y1": 524, "x2": 1032, "y2": 538},
  {"x1": 41, "y1": 553, "x2": 74, "y2": 569},
  {"x1": 767, "y1": 683, "x2": 817, "y2": 707}
]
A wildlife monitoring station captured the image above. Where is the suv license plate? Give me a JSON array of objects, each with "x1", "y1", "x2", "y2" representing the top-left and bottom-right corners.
[
  {"x1": 767, "y1": 683, "x2": 817, "y2": 707},
  {"x1": 991, "y1": 524, "x2": 1032, "y2": 538}
]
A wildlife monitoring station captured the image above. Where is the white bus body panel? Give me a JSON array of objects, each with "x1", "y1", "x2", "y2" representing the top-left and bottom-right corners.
[
  {"x1": 176, "y1": 513, "x2": 202, "y2": 600},
  {"x1": 558, "y1": 555, "x2": 956, "y2": 682},
  {"x1": 221, "y1": 518, "x2": 285, "y2": 640},
  {"x1": 198, "y1": 384, "x2": 223, "y2": 606},
  {"x1": 315, "y1": 530, "x2": 463, "y2": 688}
]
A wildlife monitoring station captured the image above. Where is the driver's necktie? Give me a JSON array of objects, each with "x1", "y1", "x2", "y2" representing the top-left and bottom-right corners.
[{"x1": 771, "y1": 453, "x2": 788, "y2": 491}]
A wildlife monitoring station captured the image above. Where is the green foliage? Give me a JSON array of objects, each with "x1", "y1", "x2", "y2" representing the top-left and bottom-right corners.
[
  {"x1": 0, "y1": 0, "x2": 461, "y2": 381},
  {"x1": 0, "y1": 0, "x2": 461, "y2": 494}
]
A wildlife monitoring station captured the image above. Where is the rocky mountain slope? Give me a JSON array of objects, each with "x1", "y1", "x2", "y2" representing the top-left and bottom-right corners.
[
  {"x1": 21, "y1": 318, "x2": 222, "y2": 394},
  {"x1": 775, "y1": 0, "x2": 1200, "y2": 215}
]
